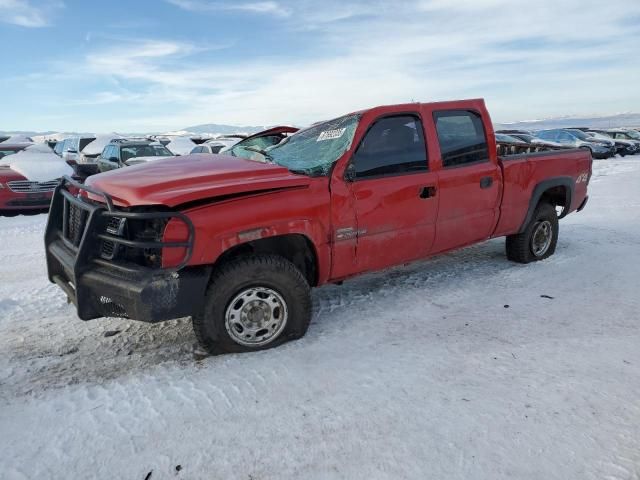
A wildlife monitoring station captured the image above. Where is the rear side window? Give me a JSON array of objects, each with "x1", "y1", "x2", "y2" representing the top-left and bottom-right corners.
[
  {"x1": 351, "y1": 115, "x2": 427, "y2": 179},
  {"x1": 434, "y1": 110, "x2": 488, "y2": 168}
]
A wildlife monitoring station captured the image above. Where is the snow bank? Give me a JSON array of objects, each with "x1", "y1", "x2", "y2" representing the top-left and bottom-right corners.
[
  {"x1": 1, "y1": 158, "x2": 640, "y2": 479},
  {"x1": 1, "y1": 144, "x2": 72, "y2": 181},
  {"x1": 166, "y1": 136, "x2": 196, "y2": 155}
]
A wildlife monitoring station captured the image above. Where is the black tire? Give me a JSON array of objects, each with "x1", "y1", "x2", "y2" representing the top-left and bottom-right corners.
[
  {"x1": 193, "y1": 254, "x2": 312, "y2": 355},
  {"x1": 506, "y1": 202, "x2": 559, "y2": 264}
]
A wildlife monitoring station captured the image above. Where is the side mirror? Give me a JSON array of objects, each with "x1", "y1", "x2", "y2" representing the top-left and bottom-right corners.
[
  {"x1": 108, "y1": 156, "x2": 119, "y2": 163},
  {"x1": 344, "y1": 163, "x2": 356, "y2": 182},
  {"x1": 66, "y1": 148, "x2": 78, "y2": 154}
]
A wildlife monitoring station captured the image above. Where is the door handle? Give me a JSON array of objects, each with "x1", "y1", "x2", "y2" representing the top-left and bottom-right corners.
[
  {"x1": 419, "y1": 186, "x2": 437, "y2": 199},
  {"x1": 480, "y1": 176, "x2": 493, "y2": 189}
]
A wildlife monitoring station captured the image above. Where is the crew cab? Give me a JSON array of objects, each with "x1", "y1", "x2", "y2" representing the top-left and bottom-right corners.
[{"x1": 45, "y1": 99, "x2": 591, "y2": 355}]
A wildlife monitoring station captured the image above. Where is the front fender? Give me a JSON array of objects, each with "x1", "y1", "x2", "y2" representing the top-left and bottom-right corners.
[{"x1": 162, "y1": 179, "x2": 333, "y2": 283}]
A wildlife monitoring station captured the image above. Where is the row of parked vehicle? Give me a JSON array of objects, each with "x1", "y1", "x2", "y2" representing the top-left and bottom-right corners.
[
  {"x1": 495, "y1": 127, "x2": 640, "y2": 159},
  {"x1": 44, "y1": 127, "x2": 301, "y2": 179},
  {"x1": 1, "y1": 120, "x2": 639, "y2": 215}
]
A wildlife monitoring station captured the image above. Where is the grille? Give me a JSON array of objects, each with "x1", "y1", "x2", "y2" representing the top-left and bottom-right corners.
[
  {"x1": 67, "y1": 203, "x2": 88, "y2": 246},
  {"x1": 101, "y1": 217, "x2": 126, "y2": 260},
  {"x1": 7, "y1": 179, "x2": 59, "y2": 193},
  {"x1": 106, "y1": 217, "x2": 125, "y2": 235}
]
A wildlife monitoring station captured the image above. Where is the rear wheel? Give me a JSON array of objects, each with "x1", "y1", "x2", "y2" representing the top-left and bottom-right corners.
[
  {"x1": 506, "y1": 202, "x2": 559, "y2": 264},
  {"x1": 193, "y1": 255, "x2": 312, "y2": 355}
]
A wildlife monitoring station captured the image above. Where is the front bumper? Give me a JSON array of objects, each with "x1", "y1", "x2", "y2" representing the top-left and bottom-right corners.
[{"x1": 45, "y1": 177, "x2": 208, "y2": 322}]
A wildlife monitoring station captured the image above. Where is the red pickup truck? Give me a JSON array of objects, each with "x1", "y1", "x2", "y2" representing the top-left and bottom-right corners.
[{"x1": 45, "y1": 99, "x2": 591, "y2": 355}]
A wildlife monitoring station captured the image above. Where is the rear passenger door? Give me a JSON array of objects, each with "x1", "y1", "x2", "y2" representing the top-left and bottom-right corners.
[
  {"x1": 345, "y1": 114, "x2": 439, "y2": 274},
  {"x1": 430, "y1": 110, "x2": 501, "y2": 253}
]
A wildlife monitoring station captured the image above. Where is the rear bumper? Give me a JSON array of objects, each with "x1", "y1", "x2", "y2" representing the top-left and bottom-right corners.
[{"x1": 45, "y1": 176, "x2": 205, "y2": 322}]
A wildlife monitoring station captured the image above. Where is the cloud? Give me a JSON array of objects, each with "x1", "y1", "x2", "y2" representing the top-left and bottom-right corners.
[
  {"x1": 0, "y1": 0, "x2": 63, "y2": 27},
  {"x1": 7, "y1": 0, "x2": 640, "y2": 131},
  {"x1": 166, "y1": 0, "x2": 290, "y2": 17}
]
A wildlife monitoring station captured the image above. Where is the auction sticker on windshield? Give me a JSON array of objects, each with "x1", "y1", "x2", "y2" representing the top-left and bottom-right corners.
[{"x1": 317, "y1": 128, "x2": 346, "y2": 142}]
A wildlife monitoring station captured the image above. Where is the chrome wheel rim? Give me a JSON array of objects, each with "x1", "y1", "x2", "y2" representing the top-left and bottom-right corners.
[
  {"x1": 225, "y1": 287, "x2": 288, "y2": 347},
  {"x1": 531, "y1": 220, "x2": 553, "y2": 257}
]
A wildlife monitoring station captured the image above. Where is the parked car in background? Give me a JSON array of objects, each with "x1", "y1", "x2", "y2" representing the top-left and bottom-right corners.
[
  {"x1": 605, "y1": 129, "x2": 640, "y2": 147},
  {"x1": 586, "y1": 131, "x2": 638, "y2": 156},
  {"x1": 60, "y1": 136, "x2": 97, "y2": 165},
  {"x1": 80, "y1": 134, "x2": 124, "y2": 163},
  {"x1": 0, "y1": 144, "x2": 73, "y2": 212},
  {"x1": 97, "y1": 140, "x2": 174, "y2": 172},
  {"x1": 536, "y1": 129, "x2": 615, "y2": 158}
]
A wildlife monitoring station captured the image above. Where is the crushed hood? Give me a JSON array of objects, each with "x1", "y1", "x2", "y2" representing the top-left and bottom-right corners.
[{"x1": 86, "y1": 154, "x2": 311, "y2": 208}]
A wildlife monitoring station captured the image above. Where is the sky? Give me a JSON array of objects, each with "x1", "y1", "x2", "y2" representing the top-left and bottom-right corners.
[{"x1": 1, "y1": 0, "x2": 639, "y2": 132}]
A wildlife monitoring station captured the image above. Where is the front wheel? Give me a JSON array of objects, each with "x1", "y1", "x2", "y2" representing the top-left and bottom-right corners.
[
  {"x1": 193, "y1": 255, "x2": 312, "y2": 355},
  {"x1": 506, "y1": 202, "x2": 559, "y2": 264}
]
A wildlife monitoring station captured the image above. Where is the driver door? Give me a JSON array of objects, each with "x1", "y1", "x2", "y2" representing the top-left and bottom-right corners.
[{"x1": 341, "y1": 114, "x2": 439, "y2": 275}]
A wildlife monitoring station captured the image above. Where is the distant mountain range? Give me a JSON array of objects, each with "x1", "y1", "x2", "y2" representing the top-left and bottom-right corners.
[
  {"x1": 4, "y1": 113, "x2": 639, "y2": 139},
  {"x1": 495, "y1": 113, "x2": 640, "y2": 131},
  {"x1": 180, "y1": 123, "x2": 267, "y2": 135}
]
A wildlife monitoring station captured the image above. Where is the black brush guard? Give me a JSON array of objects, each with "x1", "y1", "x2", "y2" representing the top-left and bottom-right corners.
[{"x1": 45, "y1": 176, "x2": 210, "y2": 322}]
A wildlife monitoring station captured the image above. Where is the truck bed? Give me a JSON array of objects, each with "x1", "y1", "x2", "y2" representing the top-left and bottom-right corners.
[{"x1": 493, "y1": 148, "x2": 592, "y2": 237}]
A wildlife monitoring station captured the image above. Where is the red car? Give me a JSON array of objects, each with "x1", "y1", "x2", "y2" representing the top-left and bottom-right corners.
[
  {"x1": 45, "y1": 99, "x2": 591, "y2": 355},
  {"x1": 1, "y1": 144, "x2": 58, "y2": 211}
]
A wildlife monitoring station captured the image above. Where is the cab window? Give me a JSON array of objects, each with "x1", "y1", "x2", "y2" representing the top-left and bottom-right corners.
[
  {"x1": 434, "y1": 110, "x2": 489, "y2": 168},
  {"x1": 351, "y1": 115, "x2": 427, "y2": 179}
]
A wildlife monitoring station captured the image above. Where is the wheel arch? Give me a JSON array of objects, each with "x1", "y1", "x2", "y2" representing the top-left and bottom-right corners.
[
  {"x1": 213, "y1": 233, "x2": 320, "y2": 286},
  {"x1": 518, "y1": 177, "x2": 574, "y2": 233}
]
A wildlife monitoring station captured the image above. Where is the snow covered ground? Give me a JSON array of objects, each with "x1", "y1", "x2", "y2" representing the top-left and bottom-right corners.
[{"x1": 1, "y1": 158, "x2": 640, "y2": 480}]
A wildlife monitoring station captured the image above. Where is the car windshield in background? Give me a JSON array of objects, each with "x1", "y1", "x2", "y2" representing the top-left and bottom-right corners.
[
  {"x1": 0, "y1": 148, "x2": 22, "y2": 159},
  {"x1": 569, "y1": 130, "x2": 590, "y2": 140},
  {"x1": 121, "y1": 144, "x2": 172, "y2": 161},
  {"x1": 230, "y1": 135, "x2": 285, "y2": 157},
  {"x1": 232, "y1": 114, "x2": 361, "y2": 176},
  {"x1": 623, "y1": 130, "x2": 640, "y2": 140}
]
